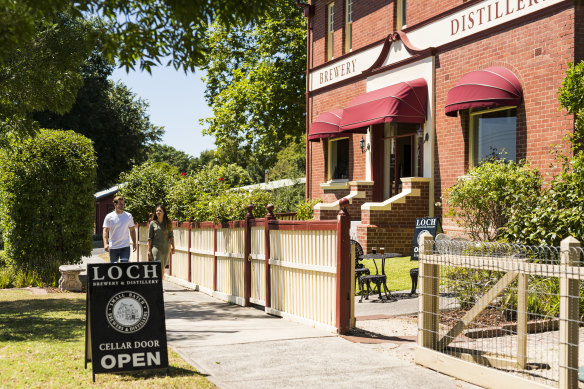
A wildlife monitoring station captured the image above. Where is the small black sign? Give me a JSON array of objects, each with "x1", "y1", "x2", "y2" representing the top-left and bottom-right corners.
[
  {"x1": 85, "y1": 262, "x2": 168, "y2": 378},
  {"x1": 410, "y1": 217, "x2": 442, "y2": 261}
]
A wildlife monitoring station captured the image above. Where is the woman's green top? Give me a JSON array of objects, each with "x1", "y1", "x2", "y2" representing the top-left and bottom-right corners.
[{"x1": 148, "y1": 220, "x2": 173, "y2": 266}]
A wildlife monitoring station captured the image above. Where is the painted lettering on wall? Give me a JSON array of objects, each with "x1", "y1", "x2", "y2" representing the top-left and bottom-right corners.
[
  {"x1": 450, "y1": 0, "x2": 546, "y2": 36},
  {"x1": 318, "y1": 59, "x2": 358, "y2": 85}
]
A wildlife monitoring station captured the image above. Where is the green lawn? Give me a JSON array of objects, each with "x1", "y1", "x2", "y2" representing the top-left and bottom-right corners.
[
  {"x1": 357, "y1": 256, "x2": 419, "y2": 293},
  {"x1": 0, "y1": 289, "x2": 215, "y2": 388}
]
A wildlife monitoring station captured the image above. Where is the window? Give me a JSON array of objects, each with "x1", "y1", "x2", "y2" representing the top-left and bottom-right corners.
[
  {"x1": 345, "y1": 0, "x2": 353, "y2": 53},
  {"x1": 327, "y1": 2, "x2": 335, "y2": 60},
  {"x1": 470, "y1": 107, "x2": 517, "y2": 166},
  {"x1": 328, "y1": 138, "x2": 349, "y2": 180},
  {"x1": 397, "y1": 0, "x2": 407, "y2": 30}
]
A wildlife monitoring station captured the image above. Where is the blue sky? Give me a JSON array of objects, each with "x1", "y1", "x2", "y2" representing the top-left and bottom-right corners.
[{"x1": 111, "y1": 66, "x2": 215, "y2": 158}]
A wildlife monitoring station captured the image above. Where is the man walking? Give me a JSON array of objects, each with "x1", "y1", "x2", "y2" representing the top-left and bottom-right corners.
[{"x1": 103, "y1": 196, "x2": 137, "y2": 262}]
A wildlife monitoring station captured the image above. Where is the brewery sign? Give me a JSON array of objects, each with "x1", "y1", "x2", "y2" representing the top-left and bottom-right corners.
[
  {"x1": 410, "y1": 217, "x2": 442, "y2": 261},
  {"x1": 85, "y1": 262, "x2": 168, "y2": 380}
]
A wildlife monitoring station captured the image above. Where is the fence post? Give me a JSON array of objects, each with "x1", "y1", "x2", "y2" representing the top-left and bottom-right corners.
[
  {"x1": 213, "y1": 223, "x2": 217, "y2": 292},
  {"x1": 187, "y1": 222, "x2": 192, "y2": 283},
  {"x1": 418, "y1": 231, "x2": 438, "y2": 348},
  {"x1": 136, "y1": 222, "x2": 140, "y2": 262},
  {"x1": 336, "y1": 198, "x2": 351, "y2": 334},
  {"x1": 516, "y1": 265, "x2": 528, "y2": 369},
  {"x1": 264, "y1": 204, "x2": 275, "y2": 309},
  {"x1": 244, "y1": 205, "x2": 254, "y2": 307},
  {"x1": 559, "y1": 236, "x2": 580, "y2": 389}
]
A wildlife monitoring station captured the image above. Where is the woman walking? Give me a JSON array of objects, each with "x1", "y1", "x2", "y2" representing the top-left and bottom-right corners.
[{"x1": 147, "y1": 204, "x2": 175, "y2": 269}]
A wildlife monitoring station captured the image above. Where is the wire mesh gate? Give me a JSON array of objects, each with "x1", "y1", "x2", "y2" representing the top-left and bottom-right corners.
[{"x1": 415, "y1": 232, "x2": 584, "y2": 389}]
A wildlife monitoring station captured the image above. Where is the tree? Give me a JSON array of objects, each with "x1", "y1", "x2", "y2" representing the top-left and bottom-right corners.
[
  {"x1": 269, "y1": 136, "x2": 306, "y2": 180},
  {"x1": 1, "y1": 0, "x2": 279, "y2": 72},
  {"x1": 117, "y1": 161, "x2": 179, "y2": 223},
  {"x1": 34, "y1": 51, "x2": 163, "y2": 187},
  {"x1": 200, "y1": 1, "x2": 306, "y2": 169},
  {"x1": 0, "y1": 11, "x2": 98, "y2": 142},
  {"x1": 145, "y1": 144, "x2": 198, "y2": 174},
  {"x1": 0, "y1": 129, "x2": 97, "y2": 280}
]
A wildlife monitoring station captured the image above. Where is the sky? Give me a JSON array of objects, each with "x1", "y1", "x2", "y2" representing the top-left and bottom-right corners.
[{"x1": 111, "y1": 66, "x2": 215, "y2": 158}]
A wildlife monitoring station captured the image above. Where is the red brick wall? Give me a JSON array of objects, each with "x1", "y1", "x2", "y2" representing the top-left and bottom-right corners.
[
  {"x1": 311, "y1": 1, "x2": 393, "y2": 68},
  {"x1": 435, "y1": 7, "x2": 577, "y2": 232},
  {"x1": 357, "y1": 179, "x2": 430, "y2": 254},
  {"x1": 308, "y1": 1, "x2": 580, "y2": 238}
]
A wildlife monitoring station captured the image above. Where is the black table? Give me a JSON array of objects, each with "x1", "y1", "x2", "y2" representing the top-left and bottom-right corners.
[{"x1": 358, "y1": 252, "x2": 401, "y2": 302}]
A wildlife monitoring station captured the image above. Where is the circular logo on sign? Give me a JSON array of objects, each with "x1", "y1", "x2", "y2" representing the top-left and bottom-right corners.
[
  {"x1": 106, "y1": 291, "x2": 150, "y2": 333},
  {"x1": 417, "y1": 230, "x2": 431, "y2": 245}
]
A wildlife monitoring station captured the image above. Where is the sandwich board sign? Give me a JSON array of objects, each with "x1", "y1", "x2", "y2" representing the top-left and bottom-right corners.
[
  {"x1": 410, "y1": 217, "x2": 442, "y2": 261},
  {"x1": 85, "y1": 262, "x2": 168, "y2": 381}
]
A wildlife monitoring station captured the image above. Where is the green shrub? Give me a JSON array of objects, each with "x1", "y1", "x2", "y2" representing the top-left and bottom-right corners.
[
  {"x1": 0, "y1": 129, "x2": 96, "y2": 281},
  {"x1": 271, "y1": 182, "x2": 305, "y2": 213},
  {"x1": 117, "y1": 161, "x2": 179, "y2": 223},
  {"x1": 167, "y1": 168, "x2": 229, "y2": 221},
  {"x1": 0, "y1": 265, "x2": 44, "y2": 289},
  {"x1": 443, "y1": 159, "x2": 541, "y2": 242},
  {"x1": 295, "y1": 199, "x2": 321, "y2": 221},
  {"x1": 500, "y1": 61, "x2": 584, "y2": 246}
]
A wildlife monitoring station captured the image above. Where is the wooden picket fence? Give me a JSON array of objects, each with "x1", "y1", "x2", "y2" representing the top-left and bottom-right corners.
[{"x1": 132, "y1": 203, "x2": 352, "y2": 333}]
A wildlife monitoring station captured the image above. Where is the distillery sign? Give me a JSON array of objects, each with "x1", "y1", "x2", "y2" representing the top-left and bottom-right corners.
[
  {"x1": 309, "y1": 0, "x2": 564, "y2": 91},
  {"x1": 85, "y1": 262, "x2": 168, "y2": 380}
]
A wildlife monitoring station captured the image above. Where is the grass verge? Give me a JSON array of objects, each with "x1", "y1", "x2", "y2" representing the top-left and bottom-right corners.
[{"x1": 0, "y1": 289, "x2": 215, "y2": 388}]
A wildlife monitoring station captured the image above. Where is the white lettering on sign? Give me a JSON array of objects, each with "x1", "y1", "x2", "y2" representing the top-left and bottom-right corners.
[
  {"x1": 92, "y1": 264, "x2": 159, "y2": 281},
  {"x1": 416, "y1": 219, "x2": 437, "y2": 227},
  {"x1": 100, "y1": 352, "x2": 161, "y2": 369}
]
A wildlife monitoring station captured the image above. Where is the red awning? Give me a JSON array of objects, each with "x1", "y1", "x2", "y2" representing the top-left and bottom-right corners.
[
  {"x1": 339, "y1": 78, "x2": 428, "y2": 131},
  {"x1": 445, "y1": 66, "x2": 523, "y2": 117},
  {"x1": 308, "y1": 109, "x2": 346, "y2": 141}
]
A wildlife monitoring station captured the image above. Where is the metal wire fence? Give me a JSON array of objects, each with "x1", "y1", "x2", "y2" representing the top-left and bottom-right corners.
[{"x1": 416, "y1": 233, "x2": 584, "y2": 389}]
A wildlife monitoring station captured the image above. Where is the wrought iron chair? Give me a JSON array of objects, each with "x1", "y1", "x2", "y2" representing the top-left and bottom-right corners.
[
  {"x1": 359, "y1": 253, "x2": 391, "y2": 302},
  {"x1": 350, "y1": 239, "x2": 369, "y2": 293}
]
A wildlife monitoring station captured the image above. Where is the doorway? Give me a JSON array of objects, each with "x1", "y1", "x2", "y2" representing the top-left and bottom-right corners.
[{"x1": 383, "y1": 123, "x2": 423, "y2": 198}]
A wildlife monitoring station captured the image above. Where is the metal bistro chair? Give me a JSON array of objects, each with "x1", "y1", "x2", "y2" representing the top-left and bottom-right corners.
[
  {"x1": 359, "y1": 253, "x2": 391, "y2": 302},
  {"x1": 350, "y1": 239, "x2": 369, "y2": 294}
]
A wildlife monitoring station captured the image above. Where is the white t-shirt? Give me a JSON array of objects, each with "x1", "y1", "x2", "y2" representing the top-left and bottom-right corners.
[{"x1": 103, "y1": 211, "x2": 135, "y2": 249}]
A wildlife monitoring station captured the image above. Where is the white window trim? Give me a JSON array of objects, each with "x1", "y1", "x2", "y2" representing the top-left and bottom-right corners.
[
  {"x1": 327, "y1": 2, "x2": 335, "y2": 60},
  {"x1": 345, "y1": 0, "x2": 352, "y2": 53}
]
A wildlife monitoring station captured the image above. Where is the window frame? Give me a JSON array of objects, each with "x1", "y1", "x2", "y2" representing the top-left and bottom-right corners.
[
  {"x1": 327, "y1": 2, "x2": 335, "y2": 60},
  {"x1": 327, "y1": 137, "x2": 350, "y2": 181},
  {"x1": 397, "y1": 0, "x2": 407, "y2": 30},
  {"x1": 469, "y1": 106, "x2": 517, "y2": 167},
  {"x1": 345, "y1": 0, "x2": 353, "y2": 53}
]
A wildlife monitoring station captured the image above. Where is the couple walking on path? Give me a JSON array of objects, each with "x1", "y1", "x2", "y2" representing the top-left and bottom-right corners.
[{"x1": 102, "y1": 195, "x2": 175, "y2": 267}]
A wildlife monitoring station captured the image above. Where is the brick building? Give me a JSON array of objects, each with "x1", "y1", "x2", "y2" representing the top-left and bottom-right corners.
[{"x1": 301, "y1": 0, "x2": 581, "y2": 253}]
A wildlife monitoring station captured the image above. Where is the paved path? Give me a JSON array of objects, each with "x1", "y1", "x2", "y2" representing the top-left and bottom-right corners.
[
  {"x1": 83, "y1": 249, "x2": 481, "y2": 388},
  {"x1": 163, "y1": 281, "x2": 481, "y2": 389}
]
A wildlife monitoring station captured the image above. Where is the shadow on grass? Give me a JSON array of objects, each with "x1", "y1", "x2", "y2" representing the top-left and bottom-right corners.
[
  {"x1": 113, "y1": 365, "x2": 210, "y2": 380},
  {"x1": 0, "y1": 298, "x2": 85, "y2": 342}
]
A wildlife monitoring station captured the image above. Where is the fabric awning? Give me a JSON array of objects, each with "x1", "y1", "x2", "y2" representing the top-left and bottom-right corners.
[
  {"x1": 308, "y1": 109, "x2": 347, "y2": 141},
  {"x1": 445, "y1": 66, "x2": 523, "y2": 117},
  {"x1": 339, "y1": 78, "x2": 428, "y2": 131}
]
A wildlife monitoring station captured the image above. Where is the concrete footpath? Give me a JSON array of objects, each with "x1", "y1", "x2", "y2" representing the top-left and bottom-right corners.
[
  {"x1": 163, "y1": 281, "x2": 481, "y2": 389},
  {"x1": 83, "y1": 250, "x2": 480, "y2": 388}
]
